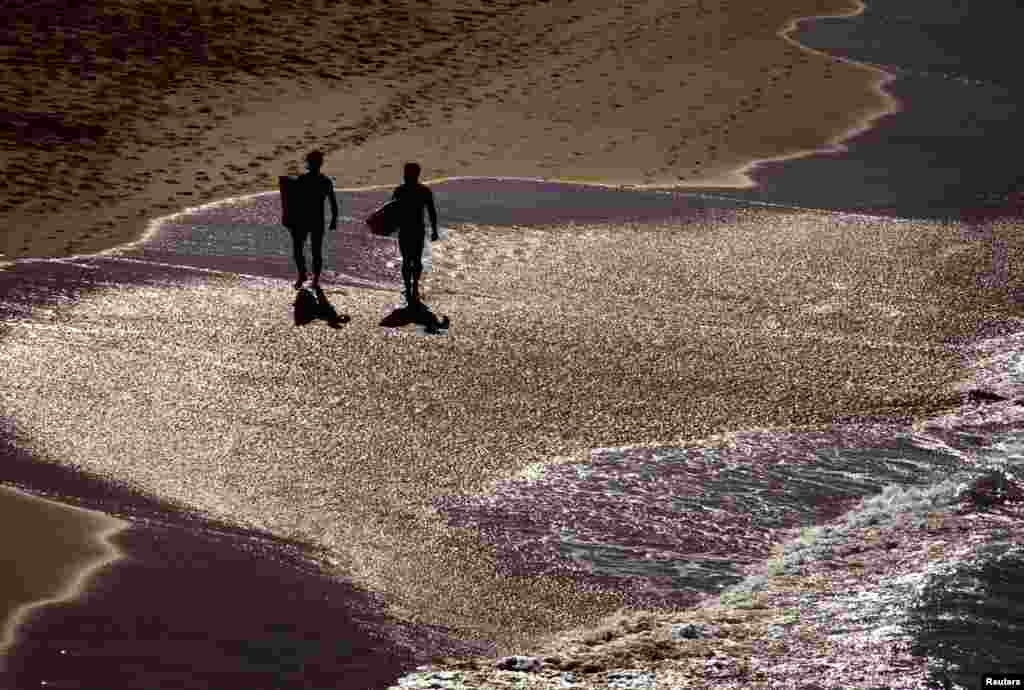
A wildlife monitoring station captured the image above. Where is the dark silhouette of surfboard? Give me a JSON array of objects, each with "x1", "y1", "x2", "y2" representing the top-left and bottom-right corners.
[
  {"x1": 365, "y1": 199, "x2": 401, "y2": 236},
  {"x1": 279, "y1": 176, "x2": 299, "y2": 230}
]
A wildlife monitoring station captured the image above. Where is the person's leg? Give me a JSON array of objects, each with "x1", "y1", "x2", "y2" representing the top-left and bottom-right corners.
[
  {"x1": 310, "y1": 228, "x2": 324, "y2": 286},
  {"x1": 400, "y1": 262, "x2": 414, "y2": 307},
  {"x1": 290, "y1": 228, "x2": 308, "y2": 288},
  {"x1": 410, "y1": 253, "x2": 423, "y2": 306},
  {"x1": 411, "y1": 234, "x2": 425, "y2": 305},
  {"x1": 399, "y1": 230, "x2": 425, "y2": 307},
  {"x1": 398, "y1": 230, "x2": 416, "y2": 307}
]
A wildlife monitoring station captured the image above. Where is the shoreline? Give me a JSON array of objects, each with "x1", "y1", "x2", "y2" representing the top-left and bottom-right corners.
[
  {"x1": 1, "y1": 0, "x2": 891, "y2": 262},
  {"x1": 693, "y1": 0, "x2": 1024, "y2": 220},
  {"x1": 0, "y1": 420, "x2": 494, "y2": 688},
  {"x1": 681, "y1": 0, "x2": 899, "y2": 190},
  {"x1": 3, "y1": 176, "x2": 1022, "y2": 679},
  {"x1": 0, "y1": 484, "x2": 125, "y2": 666}
]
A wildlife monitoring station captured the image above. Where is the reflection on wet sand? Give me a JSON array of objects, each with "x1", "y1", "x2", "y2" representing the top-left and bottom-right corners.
[{"x1": 3, "y1": 179, "x2": 1021, "y2": 663}]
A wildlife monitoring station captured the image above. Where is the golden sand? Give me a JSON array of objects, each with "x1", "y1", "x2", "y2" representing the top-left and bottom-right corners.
[
  {"x1": 1, "y1": 0, "x2": 892, "y2": 260},
  {"x1": 4, "y1": 201, "x2": 1023, "y2": 656}
]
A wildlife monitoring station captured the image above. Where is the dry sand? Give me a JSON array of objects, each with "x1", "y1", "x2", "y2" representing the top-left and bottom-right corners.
[{"x1": 1, "y1": 0, "x2": 892, "y2": 260}]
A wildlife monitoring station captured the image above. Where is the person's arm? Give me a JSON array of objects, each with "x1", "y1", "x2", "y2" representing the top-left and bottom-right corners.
[
  {"x1": 427, "y1": 188, "x2": 439, "y2": 241},
  {"x1": 327, "y1": 177, "x2": 339, "y2": 230}
]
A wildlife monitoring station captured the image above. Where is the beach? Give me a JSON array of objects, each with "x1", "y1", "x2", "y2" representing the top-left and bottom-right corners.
[
  {"x1": 0, "y1": 485, "x2": 124, "y2": 665},
  {"x1": 1, "y1": 0, "x2": 890, "y2": 261},
  {"x1": 2, "y1": 1, "x2": 1024, "y2": 689}
]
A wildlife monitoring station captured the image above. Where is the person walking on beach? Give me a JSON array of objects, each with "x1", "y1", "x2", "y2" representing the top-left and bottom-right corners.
[
  {"x1": 392, "y1": 162, "x2": 439, "y2": 308},
  {"x1": 287, "y1": 150, "x2": 338, "y2": 289}
]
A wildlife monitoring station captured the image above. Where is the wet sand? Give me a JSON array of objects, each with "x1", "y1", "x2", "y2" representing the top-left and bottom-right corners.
[
  {"x1": 0, "y1": 484, "x2": 124, "y2": 663},
  {"x1": 0, "y1": 421, "x2": 492, "y2": 689},
  {"x1": 2, "y1": 178, "x2": 1024, "y2": 684}
]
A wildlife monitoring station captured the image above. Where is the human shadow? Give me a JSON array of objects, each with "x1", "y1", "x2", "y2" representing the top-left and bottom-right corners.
[
  {"x1": 293, "y1": 287, "x2": 350, "y2": 328},
  {"x1": 378, "y1": 302, "x2": 450, "y2": 335}
]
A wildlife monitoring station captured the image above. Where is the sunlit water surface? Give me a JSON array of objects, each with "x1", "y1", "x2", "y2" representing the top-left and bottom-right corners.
[{"x1": 2, "y1": 180, "x2": 1024, "y2": 686}]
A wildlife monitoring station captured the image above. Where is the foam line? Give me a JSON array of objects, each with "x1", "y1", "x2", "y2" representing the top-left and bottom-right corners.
[
  {"x1": 0, "y1": 486, "x2": 127, "y2": 667},
  {"x1": 9, "y1": 255, "x2": 397, "y2": 291},
  {"x1": 1, "y1": 165, "x2": 918, "y2": 275}
]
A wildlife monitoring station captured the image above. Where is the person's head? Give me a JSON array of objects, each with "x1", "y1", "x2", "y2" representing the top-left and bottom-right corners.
[
  {"x1": 305, "y1": 150, "x2": 324, "y2": 172},
  {"x1": 403, "y1": 162, "x2": 421, "y2": 183}
]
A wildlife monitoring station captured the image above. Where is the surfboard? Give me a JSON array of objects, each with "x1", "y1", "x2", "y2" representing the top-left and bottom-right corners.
[
  {"x1": 366, "y1": 199, "x2": 402, "y2": 236},
  {"x1": 279, "y1": 176, "x2": 299, "y2": 230}
]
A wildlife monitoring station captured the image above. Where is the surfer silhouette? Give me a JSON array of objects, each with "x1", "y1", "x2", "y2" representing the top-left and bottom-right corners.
[
  {"x1": 392, "y1": 162, "x2": 439, "y2": 308},
  {"x1": 287, "y1": 150, "x2": 338, "y2": 289}
]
